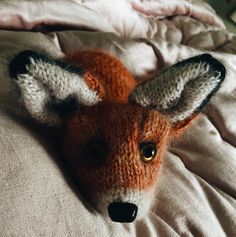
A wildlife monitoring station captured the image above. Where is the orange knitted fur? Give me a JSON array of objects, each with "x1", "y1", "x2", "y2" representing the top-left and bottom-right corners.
[
  {"x1": 66, "y1": 103, "x2": 171, "y2": 191},
  {"x1": 9, "y1": 48, "x2": 225, "y2": 222},
  {"x1": 66, "y1": 50, "x2": 136, "y2": 102},
  {"x1": 64, "y1": 50, "x2": 188, "y2": 193}
]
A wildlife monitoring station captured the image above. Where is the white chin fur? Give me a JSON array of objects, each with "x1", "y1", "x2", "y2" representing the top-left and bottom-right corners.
[{"x1": 90, "y1": 188, "x2": 155, "y2": 221}]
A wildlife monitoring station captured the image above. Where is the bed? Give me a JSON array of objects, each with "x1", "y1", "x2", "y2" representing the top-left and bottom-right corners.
[{"x1": 0, "y1": 0, "x2": 236, "y2": 236}]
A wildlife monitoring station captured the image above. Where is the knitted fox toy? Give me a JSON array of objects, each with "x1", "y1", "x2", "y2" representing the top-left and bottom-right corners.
[{"x1": 9, "y1": 49, "x2": 225, "y2": 223}]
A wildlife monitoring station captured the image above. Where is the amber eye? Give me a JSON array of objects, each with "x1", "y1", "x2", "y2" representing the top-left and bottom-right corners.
[
  {"x1": 139, "y1": 142, "x2": 157, "y2": 163},
  {"x1": 84, "y1": 140, "x2": 108, "y2": 167}
]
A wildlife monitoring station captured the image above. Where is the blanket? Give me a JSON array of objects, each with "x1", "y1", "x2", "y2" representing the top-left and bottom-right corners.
[{"x1": 0, "y1": 0, "x2": 236, "y2": 236}]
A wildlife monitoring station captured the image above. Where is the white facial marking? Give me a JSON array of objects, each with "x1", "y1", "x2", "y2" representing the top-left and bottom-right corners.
[{"x1": 89, "y1": 188, "x2": 155, "y2": 220}]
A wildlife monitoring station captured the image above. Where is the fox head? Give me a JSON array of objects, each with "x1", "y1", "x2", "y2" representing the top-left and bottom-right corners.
[{"x1": 9, "y1": 50, "x2": 225, "y2": 223}]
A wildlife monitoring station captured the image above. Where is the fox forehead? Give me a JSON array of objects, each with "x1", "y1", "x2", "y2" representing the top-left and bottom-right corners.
[
  {"x1": 65, "y1": 103, "x2": 171, "y2": 190},
  {"x1": 66, "y1": 50, "x2": 137, "y2": 102},
  {"x1": 67, "y1": 102, "x2": 171, "y2": 147}
]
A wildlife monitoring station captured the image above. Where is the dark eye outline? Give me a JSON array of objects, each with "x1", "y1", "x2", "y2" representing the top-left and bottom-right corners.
[
  {"x1": 83, "y1": 139, "x2": 108, "y2": 167},
  {"x1": 139, "y1": 141, "x2": 157, "y2": 163}
]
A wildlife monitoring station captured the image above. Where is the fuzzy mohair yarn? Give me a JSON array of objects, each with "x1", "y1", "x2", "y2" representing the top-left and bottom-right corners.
[{"x1": 9, "y1": 49, "x2": 225, "y2": 222}]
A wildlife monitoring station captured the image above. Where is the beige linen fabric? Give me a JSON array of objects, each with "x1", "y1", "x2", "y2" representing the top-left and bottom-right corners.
[{"x1": 0, "y1": 0, "x2": 236, "y2": 236}]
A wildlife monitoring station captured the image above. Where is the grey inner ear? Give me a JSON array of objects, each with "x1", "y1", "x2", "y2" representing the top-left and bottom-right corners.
[
  {"x1": 15, "y1": 73, "x2": 62, "y2": 126},
  {"x1": 129, "y1": 54, "x2": 226, "y2": 124},
  {"x1": 9, "y1": 50, "x2": 101, "y2": 126}
]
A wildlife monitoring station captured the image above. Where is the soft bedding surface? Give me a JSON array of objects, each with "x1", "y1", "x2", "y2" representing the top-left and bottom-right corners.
[{"x1": 0, "y1": 0, "x2": 236, "y2": 236}]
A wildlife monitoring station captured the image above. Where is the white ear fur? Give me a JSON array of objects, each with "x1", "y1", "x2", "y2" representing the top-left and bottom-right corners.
[
  {"x1": 16, "y1": 73, "x2": 61, "y2": 126},
  {"x1": 129, "y1": 54, "x2": 226, "y2": 124},
  {"x1": 9, "y1": 50, "x2": 101, "y2": 126},
  {"x1": 25, "y1": 57, "x2": 100, "y2": 106}
]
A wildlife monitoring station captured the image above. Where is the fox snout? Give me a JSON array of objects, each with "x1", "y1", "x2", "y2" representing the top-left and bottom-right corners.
[{"x1": 89, "y1": 187, "x2": 156, "y2": 223}]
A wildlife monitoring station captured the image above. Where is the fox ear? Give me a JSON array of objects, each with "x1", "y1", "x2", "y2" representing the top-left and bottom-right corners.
[
  {"x1": 9, "y1": 50, "x2": 101, "y2": 126},
  {"x1": 129, "y1": 54, "x2": 226, "y2": 131}
]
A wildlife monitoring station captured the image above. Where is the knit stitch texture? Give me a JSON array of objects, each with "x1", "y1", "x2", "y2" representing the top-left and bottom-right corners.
[{"x1": 9, "y1": 50, "x2": 226, "y2": 222}]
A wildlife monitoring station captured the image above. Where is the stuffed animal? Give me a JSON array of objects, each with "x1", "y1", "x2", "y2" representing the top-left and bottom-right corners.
[{"x1": 9, "y1": 49, "x2": 225, "y2": 223}]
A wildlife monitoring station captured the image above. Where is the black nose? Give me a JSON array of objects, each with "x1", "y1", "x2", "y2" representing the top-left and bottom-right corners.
[{"x1": 108, "y1": 202, "x2": 138, "y2": 223}]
